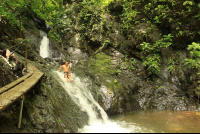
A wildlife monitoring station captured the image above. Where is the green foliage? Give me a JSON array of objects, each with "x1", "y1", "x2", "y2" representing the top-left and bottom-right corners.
[
  {"x1": 141, "y1": 34, "x2": 173, "y2": 53},
  {"x1": 124, "y1": 55, "x2": 137, "y2": 71},
  {"x1": 75, "y1": 1, "x2": 103, "y2": 41},
  {"x1": 0, "y1": 0, "x2": 29, "y2": 27},
  {"x1": 83, "y1": 0, "x2": 115, "y2": 10},
  {"x1": 0, "y1": 0, "x2": 65, "y2": 39},
  {"x1": 125, "y1": 55, "x2": 129, "y2": 62},
  {"x1": 154, "y1": 4, "x2": 170, "y2": 23},
  {"x1": 48, "y1": 29, "x2": 61, "y2": 43},
  {"x1": 129, "y1": 58, "x2": 137, "y2": 71},
  {"x1": 195, "y1": 3, "x2": 200, "y2": 20},
  {"x1": 183, "y1": 1, "x2": 194, "y2": 6},
  {"x1": 115, "y1": 70, "x2": 121, "y2": 77},
  {"x1": 144, "y1": 1, "x2": 170, "y2": 24},
  {"x1": 119, "y1": 0, "x2": 141, "y2": 32},
  {"x1": 140, "y1": 34, "x2": 173, "y2": 75},
  {"x1": 103, "y1": 40, "x2": 110, "y2": 47},
  {"x1": 185, "y1": 42, "x2": 200, "y2": 68},
  {"x1": 143, "y1": 54, "x2": 161, "y2": 75},
  {"x1": 88, "y1": 52, "x2": 116, "y2": 76},
  {"x1": 120, "y1": 8, "x2": 138, "y2": 30},
  {"x1": 30, "y1": 0, "x2": 65, "y2": 27},
  {"x1": 142, "y1": 0, "x2": 199, "y2": 40},
  {"x1": 168, "y1": 59, "x2": 175, "y2": 73}
]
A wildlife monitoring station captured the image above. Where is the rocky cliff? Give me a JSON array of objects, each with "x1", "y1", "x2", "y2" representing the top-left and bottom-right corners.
[{"x1": 58, "y1": 0, "x2": 200, "y2": 115}]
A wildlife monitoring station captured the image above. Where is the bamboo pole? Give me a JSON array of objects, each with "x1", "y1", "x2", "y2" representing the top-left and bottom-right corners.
[
  {"x1": 18, "y1": 96, "x2": 24, "y2": 129},
  {"x1": 25, "y1": 42, "x2": 27, "y2": 70},
  {"x1": 20, "y1": 16, "x2": 21, "y2": 38}
]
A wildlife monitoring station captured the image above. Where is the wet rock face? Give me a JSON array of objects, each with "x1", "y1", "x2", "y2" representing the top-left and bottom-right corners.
[
  {"x1": 72, "y1": 46, "x2": 199, "y2": 116},
  {"x1": 139, "y1": 81, "x2": 187, "y2": 110},
  {"x1": 99, "y1": 85, "x2": 115, "y2": 111},
  {"x1": 23, "y1": 77, "x2": 88, "y2": 133},
  {"x1": 23, "y1": 19, "x2": 44, "y2": 57},
  {"x1": 66, "y1": 46, "x2": 88, "y2": 68},
  {"x1": 50, "y1": 33, "x2": 89, "y2": 68}
]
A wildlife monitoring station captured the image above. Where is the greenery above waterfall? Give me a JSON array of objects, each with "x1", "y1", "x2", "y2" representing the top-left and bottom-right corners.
[
  {"x1": 1, "y1": 0, "x2": 200, "y2": 101},
  {"x1": 0, "y1": 0, "x2": 64, "y2": 34},
  {"x1": 62, "y1": 0, "x2": 200, "y2": 76}
]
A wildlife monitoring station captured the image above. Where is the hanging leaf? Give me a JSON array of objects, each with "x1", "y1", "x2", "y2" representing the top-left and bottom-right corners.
[{"x1": 183, "y1": 1, "x2": 193, "y2": 6}]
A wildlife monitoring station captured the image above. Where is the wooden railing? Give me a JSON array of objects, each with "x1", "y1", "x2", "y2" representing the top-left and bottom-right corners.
[{"x1": 0, "y1": 65, "x2": 44, "y2": 128}]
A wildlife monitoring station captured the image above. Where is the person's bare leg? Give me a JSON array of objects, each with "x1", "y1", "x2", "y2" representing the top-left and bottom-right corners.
[
  {"x1": 65, "y1": 74, "x2": 69, "y2": 82},
  {"x1": 6, "y1": 49, "x2": 11, "y2": 59},
  {"x1": 68, "y1": 75, "x2": 74, "y2": 82}
]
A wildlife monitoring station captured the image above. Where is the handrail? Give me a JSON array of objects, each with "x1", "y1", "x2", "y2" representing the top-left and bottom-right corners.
[
  {"x1": 0, "y1": 65, "x2": 44, "y2": 113},
  {"x1": 0, "y1": 71, "x2": 33, "y2": 94}
]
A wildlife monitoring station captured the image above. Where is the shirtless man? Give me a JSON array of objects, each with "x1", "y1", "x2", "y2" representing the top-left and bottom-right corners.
[{"x1": 58, "y1": 61, "x2": 74, "y2": 82}]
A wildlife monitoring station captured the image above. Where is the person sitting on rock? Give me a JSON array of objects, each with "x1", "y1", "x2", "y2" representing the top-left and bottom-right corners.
[
  {"x1": 0, "y1": 49, "x2": 25, "y2": 76},
  {"x1": 1, "y1": 49, "x2": 18, "y2": 69},
  {"x1": 5, "y1": 49, "x2": 15, "y2": 60},
  {"x1": 58, "y1": 61, "x2": 74, "y2": 83},
  {"x1": 5, "y1": 49, "x2": 18, "y2": 68}
]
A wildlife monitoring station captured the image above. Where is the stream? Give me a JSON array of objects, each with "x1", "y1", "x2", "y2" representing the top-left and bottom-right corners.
[{"x1": 112, "y1": 110, "x2": 200, "y2": 133}]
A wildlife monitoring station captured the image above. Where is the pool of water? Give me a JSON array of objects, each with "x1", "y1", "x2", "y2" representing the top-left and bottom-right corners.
[{"x1": 111, "y1": 110, "x2": 200, "y2": 133}]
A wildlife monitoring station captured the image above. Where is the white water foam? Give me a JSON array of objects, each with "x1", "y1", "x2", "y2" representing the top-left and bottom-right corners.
[
  {"x1": 40, "y1": 31, "x2": 50, "y2": 58},
  {"x1": 54, "y1": 71, "x2": 134, "y2": 133}
]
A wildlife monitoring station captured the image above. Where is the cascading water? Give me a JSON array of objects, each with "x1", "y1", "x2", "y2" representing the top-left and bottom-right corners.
[
  {"x1": 55, "y1": 71, "x2": 135, "y2": 133},
  {"x1": 38, "y1": 29, "x2": 138, "y2": 132},
  {"x1": 40, "y1": 31, "x2": 50, "y2": 58}
]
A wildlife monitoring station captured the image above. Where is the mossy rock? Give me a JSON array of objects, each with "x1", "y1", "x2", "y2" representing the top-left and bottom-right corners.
[
  {"x1": 87, "y1": 52, "x2": 116, "y2": 76},
  {"x1": 105, "y1": 80, "x2": 123, "y2": 95},
  {"x1": 121, "y1": 62, "x2": 130, "y2": 70}
]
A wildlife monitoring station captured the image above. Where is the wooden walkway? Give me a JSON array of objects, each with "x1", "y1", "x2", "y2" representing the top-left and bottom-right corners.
[{"x1": 0, "y1": 65, "x2": 44, "y2": 112}]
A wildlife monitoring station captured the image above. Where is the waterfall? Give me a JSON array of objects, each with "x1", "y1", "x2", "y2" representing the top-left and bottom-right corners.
[
  {"x1": 55, "y1": 71, "x2": 131, "y2": 133},
  {"x1": 40, "y1": 31, "x2": 50, "y2": 58}
]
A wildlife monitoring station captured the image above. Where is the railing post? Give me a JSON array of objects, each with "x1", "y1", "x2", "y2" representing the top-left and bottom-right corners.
[
  {"x1": 25, "y1": 42, "x2": 28, "y2": 70},
  {"x1": 18, "y1": 96, "x2": 24, "y2": 129},
  {"x1": 19, "y1": 16, "x2": 21, "y2": 38}
]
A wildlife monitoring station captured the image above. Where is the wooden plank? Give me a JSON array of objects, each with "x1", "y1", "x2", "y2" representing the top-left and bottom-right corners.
[
  {"x1": 0, "y1": 72, "x2": 33, "y2": 94},
  {"x1": 0, "y1": 65, "x2": 43, "y2": 112},
  {"x1": 0, "y1": 72, "x2": 43, "y2": 112}
]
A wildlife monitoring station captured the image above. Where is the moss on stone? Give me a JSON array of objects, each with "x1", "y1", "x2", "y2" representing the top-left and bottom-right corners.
[
  {"x1": 87, "y1": 52, "x2": 116, "y2": 76},
  {"x1": 105, "y1": 81, "x2": 123, "y2": 94}
]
